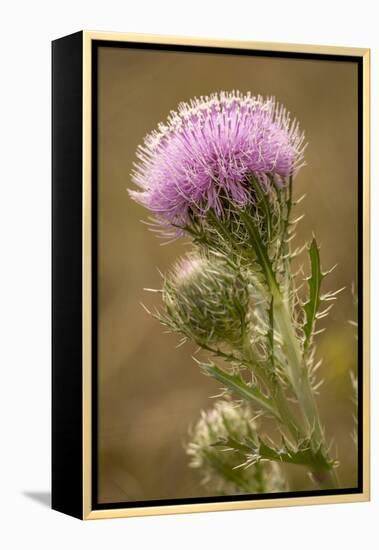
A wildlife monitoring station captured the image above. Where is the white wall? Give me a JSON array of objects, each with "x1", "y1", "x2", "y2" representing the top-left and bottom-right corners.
[{"x1": 0, "y1": 1, "x2": 377, "y2": 548}]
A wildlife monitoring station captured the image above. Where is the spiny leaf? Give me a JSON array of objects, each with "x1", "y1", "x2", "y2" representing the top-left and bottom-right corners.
[
  {"x1": 221, "y1": 435, "x2": 334, "y2": 470},
  {"x1": 281, "y1": 175, "x2": 294, "y2": 253},
  {"x1": 239, "y1": 210, "x2": 278, "y2": 292},
  {"x1": 249, "y1": 176, "x2": 273, "y2": 242},
  {"x1": 200, "y1": 362, "x2": 280, "y2": 419},
  {"x1": 303, "y1": 238, "x2": 324, "y2": 350}
]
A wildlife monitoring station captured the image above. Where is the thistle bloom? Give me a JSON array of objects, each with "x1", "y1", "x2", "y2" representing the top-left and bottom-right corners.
[
  {"x1": 162, "y1": 254, "x2": 249, "y2": 346},
  {"x1": 187, "y1": 400, "x2": 287, "y2": 493},
  {"x1": 129, "y1": 91, "x2": 305, "y2": 231}
]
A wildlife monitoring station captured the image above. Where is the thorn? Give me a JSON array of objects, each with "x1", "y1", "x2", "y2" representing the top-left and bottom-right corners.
[
  {"x1": 140, "y1": 302, "x2": 151, "y2": 315},
  {"x1": 293, "y1": 193, "x2": 306, "y2": 205},
  {"x1": 321, "y1": 287, "x2": 345, "y2": 300},
  {"x1": 290, "y1": 214, "x2": 305, "y2": 225},
  {"x1": 175, "y1": 339, "x2": 187, "y2": 349},
  {"x1": 285, "y1": 233, "x2": 297, "y2": 244},
  {"x1": 311, "y1": 358, "x2": 323, "y2": 371},
  {"x1": 312, "y1": 378, "x2": 324, "y2": 392},
  {"x1": 143, "y1": 287, "x2": 162, "y2": 293},
  {"x1": 322, "y1": 264, "x2": 338, "y2": 276}
]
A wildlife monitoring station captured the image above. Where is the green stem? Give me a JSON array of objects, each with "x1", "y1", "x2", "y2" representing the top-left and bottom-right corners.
[
  {"x1": 272, "y1": 382, "x2": 302, "y2": 442},
  {"x1": 273, "y1": 292, "x2": 322, "y2": 443},
  {"x1": 272, "y1": 287, "x2": 338, "y2": 489},
  {"x1": 242, "y1": 339, "x2": 301, "y2": 443}
]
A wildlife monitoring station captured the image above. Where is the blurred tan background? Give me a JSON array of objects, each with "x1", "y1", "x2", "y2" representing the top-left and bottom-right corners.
[{"x1": 97, "y1": 46, "x2": 358, "y2": 503}]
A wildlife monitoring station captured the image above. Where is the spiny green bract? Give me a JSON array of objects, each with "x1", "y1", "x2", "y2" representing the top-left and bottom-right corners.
[{"x1": 161, "y1": 253, "x2": 250, "y2": 347}]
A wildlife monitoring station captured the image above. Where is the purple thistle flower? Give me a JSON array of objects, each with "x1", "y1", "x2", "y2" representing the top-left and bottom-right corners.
[{"x1": 129, "y1": 91, "x2": 305, "y2": 232}]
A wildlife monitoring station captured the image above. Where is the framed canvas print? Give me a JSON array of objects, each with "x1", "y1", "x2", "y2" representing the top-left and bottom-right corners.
[{"x1": 52, "y1": 31, "x2": 370, "y2": 520}]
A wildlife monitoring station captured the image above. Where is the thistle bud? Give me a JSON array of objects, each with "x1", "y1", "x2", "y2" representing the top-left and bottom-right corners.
[
  {"x1": 187, "y1": 400, "x2": 287, "y2": 494},
  {"x1": 162, "y1": 254, "x2": 249, "y2": 347}
]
